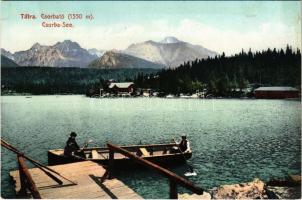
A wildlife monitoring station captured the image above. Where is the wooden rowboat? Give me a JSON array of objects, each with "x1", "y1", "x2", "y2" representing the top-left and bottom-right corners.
[{"x1": 48, "y1": 143, "x2": 192, "y2": 167}]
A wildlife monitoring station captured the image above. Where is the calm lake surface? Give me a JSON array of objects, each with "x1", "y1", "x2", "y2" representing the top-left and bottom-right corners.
[{"x1": 1, "y1": 95, "x2": 301, "y2": 198}]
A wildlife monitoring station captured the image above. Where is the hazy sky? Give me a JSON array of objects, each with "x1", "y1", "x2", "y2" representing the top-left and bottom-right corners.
[{"x1": 0, "y1": 1, "x2": 301, "y2": 55}]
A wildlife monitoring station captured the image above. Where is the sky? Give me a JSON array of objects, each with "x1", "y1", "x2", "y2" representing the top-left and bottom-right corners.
[{"x1": 0, "y1": 1, "x2": 301, "y2": 55}]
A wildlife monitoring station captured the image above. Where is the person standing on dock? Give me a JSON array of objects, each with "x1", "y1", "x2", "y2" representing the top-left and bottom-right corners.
[{"x1": 64, "y1": 132, "x2": 80, "y2": 157}]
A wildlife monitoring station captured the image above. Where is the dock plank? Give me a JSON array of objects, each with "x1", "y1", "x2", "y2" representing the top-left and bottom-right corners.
[{"x1": 10, "y1": 161, "x2": 142, "y2": 199}]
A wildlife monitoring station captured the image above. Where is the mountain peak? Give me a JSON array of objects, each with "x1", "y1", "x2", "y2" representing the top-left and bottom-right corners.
[
  {"x1": 108, "y1": 49, "x2": 120, "y2": 53},
  {"x1": 160, "y1": 36, "x2": 181, "y2": 44},
  {"x1": 54, "y1": 40, "x2": 81, "y2": 49},
  {"x1": 62, "y1": 39, "x2": 75, "y2": 45},
  {"x1": 13, "y1": 40, "x2": 97, "y2": 67},
  {"x1": 31, "y1": 42, "x2": 42, "y2": 49}
]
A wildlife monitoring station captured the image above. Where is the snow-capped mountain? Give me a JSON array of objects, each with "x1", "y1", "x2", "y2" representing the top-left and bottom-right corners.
[
  {"x1": 159, "y1": 36, "x2": 181, "y2": 44},
  {"x1": 124, "y1": 36, "x2": 217, "y2": 68}
]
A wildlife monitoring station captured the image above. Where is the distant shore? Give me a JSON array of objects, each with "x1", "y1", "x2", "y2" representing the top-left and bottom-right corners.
[{"x1": 2, "y1": 93, "x2": 301, "y2": 101}]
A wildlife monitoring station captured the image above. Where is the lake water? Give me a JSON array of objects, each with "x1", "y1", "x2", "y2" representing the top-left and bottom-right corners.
[{"x1": 1, "y1": 96, "x2": 301, "y2": 198}]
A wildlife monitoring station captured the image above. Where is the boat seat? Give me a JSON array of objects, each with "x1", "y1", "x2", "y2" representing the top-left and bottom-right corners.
[
  {"x1": 92, "y1": 150, "x2": 100, "y2": 159},
  {"x1": 139, "y1": 148, "x2": 150, "y2": 156}
]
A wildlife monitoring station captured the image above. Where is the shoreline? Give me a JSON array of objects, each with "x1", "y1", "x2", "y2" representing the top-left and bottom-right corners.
[
  {"x1": 1, "y1": 94, "x2": 301, "y2": 101},
  {"x1": 181, "y1": 176, "x2": 301, "y2": 199},
  {"x1": 211, "y1": 175, "x2": 301, "y2": 199}
]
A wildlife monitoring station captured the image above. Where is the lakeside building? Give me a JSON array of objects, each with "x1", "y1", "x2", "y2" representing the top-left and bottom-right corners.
[
  {"x1": 108, "y1": 82, "x2": 135, "y2": 95},
  {"x1": 254, "y1": 87, "x2": 299, "y2": 99}
]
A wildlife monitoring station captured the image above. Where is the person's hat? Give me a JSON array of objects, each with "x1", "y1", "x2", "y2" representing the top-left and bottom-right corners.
[
  {"x1": 70, "y1": 132, "x2": 77, "y2": 137},
  {"x1": 181, "y1": 135, "x2": 187, "y2": 139}
]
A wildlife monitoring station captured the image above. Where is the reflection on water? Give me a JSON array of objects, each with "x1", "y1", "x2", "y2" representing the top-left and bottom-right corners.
[{"x1": 1, "y1": 96, "x2": 301, "y2": 198}]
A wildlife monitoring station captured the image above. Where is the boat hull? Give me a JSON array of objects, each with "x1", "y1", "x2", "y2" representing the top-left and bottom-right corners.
[{"x1": 48, "y1": 144, "x2": 192, "y2": 167}]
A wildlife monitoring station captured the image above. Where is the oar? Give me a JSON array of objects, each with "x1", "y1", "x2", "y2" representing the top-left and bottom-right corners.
[
  {"x1": 82, "y1": 139, "x2": 93, "y2": 149},
  {"x1": 75, "y1": 139, "x2": 94, "y2": 159},
  {"x1": 172, "y1": 139, "x2": 197, "y2": 176},
  {"x1": 79, "y1": 139, "x2": 109, "y2": 160},
  {"x1": 1, "y1": 139, "x2": 77, "y2": 185}
]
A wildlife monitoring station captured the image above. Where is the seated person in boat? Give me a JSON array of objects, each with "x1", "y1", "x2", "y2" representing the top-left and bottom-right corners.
[
  {"x1": 171, "y1": 135, "x2": 191, "y2": 153},
  {"x1": 179, "y1": 135, "x2": 191, "y2": 153},
  {"x1": 64, "y1": 132, "x2": 81, "y2": 157}
]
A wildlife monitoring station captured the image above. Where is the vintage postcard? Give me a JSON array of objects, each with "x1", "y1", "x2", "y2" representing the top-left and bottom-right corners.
[{"x1": 0, "y1": 1, "x2": 301, "y2": 199}]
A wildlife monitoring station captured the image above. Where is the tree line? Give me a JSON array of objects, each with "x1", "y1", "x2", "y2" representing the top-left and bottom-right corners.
[
  {"x1": 134, "y1": 46, "x2": 301, "y2": 97},
  {"x1": 1, "y1": 67, "x2": 157, "y2": 95}
]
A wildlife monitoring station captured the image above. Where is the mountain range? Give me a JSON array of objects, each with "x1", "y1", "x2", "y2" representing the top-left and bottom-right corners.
[
  {"x1": 1, "y1": 37, "x2": 217, "y2": 69},
  {"x1": 124, "y1": 36, "x2": 217, "y2": 68},
  {"x1": 3, "y1": 40, "x2": 98, "y2": 67}
]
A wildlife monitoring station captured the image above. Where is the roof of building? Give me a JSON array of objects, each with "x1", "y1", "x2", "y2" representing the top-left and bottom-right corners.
[
  {"x1": 108, "y1": 82, "x2": 134, "y2": 89},
  {"x1": 255, "y1": 87, "x2": 299, "y2": 92}
]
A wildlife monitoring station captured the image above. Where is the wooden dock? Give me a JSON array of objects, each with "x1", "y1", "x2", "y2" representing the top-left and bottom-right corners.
[
  {"x1": 4, "y1": 141, "x2": 204, "y2": 199},
  {"x1": 10, "y1": 161, "x2": 142, "y2": 199}
]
